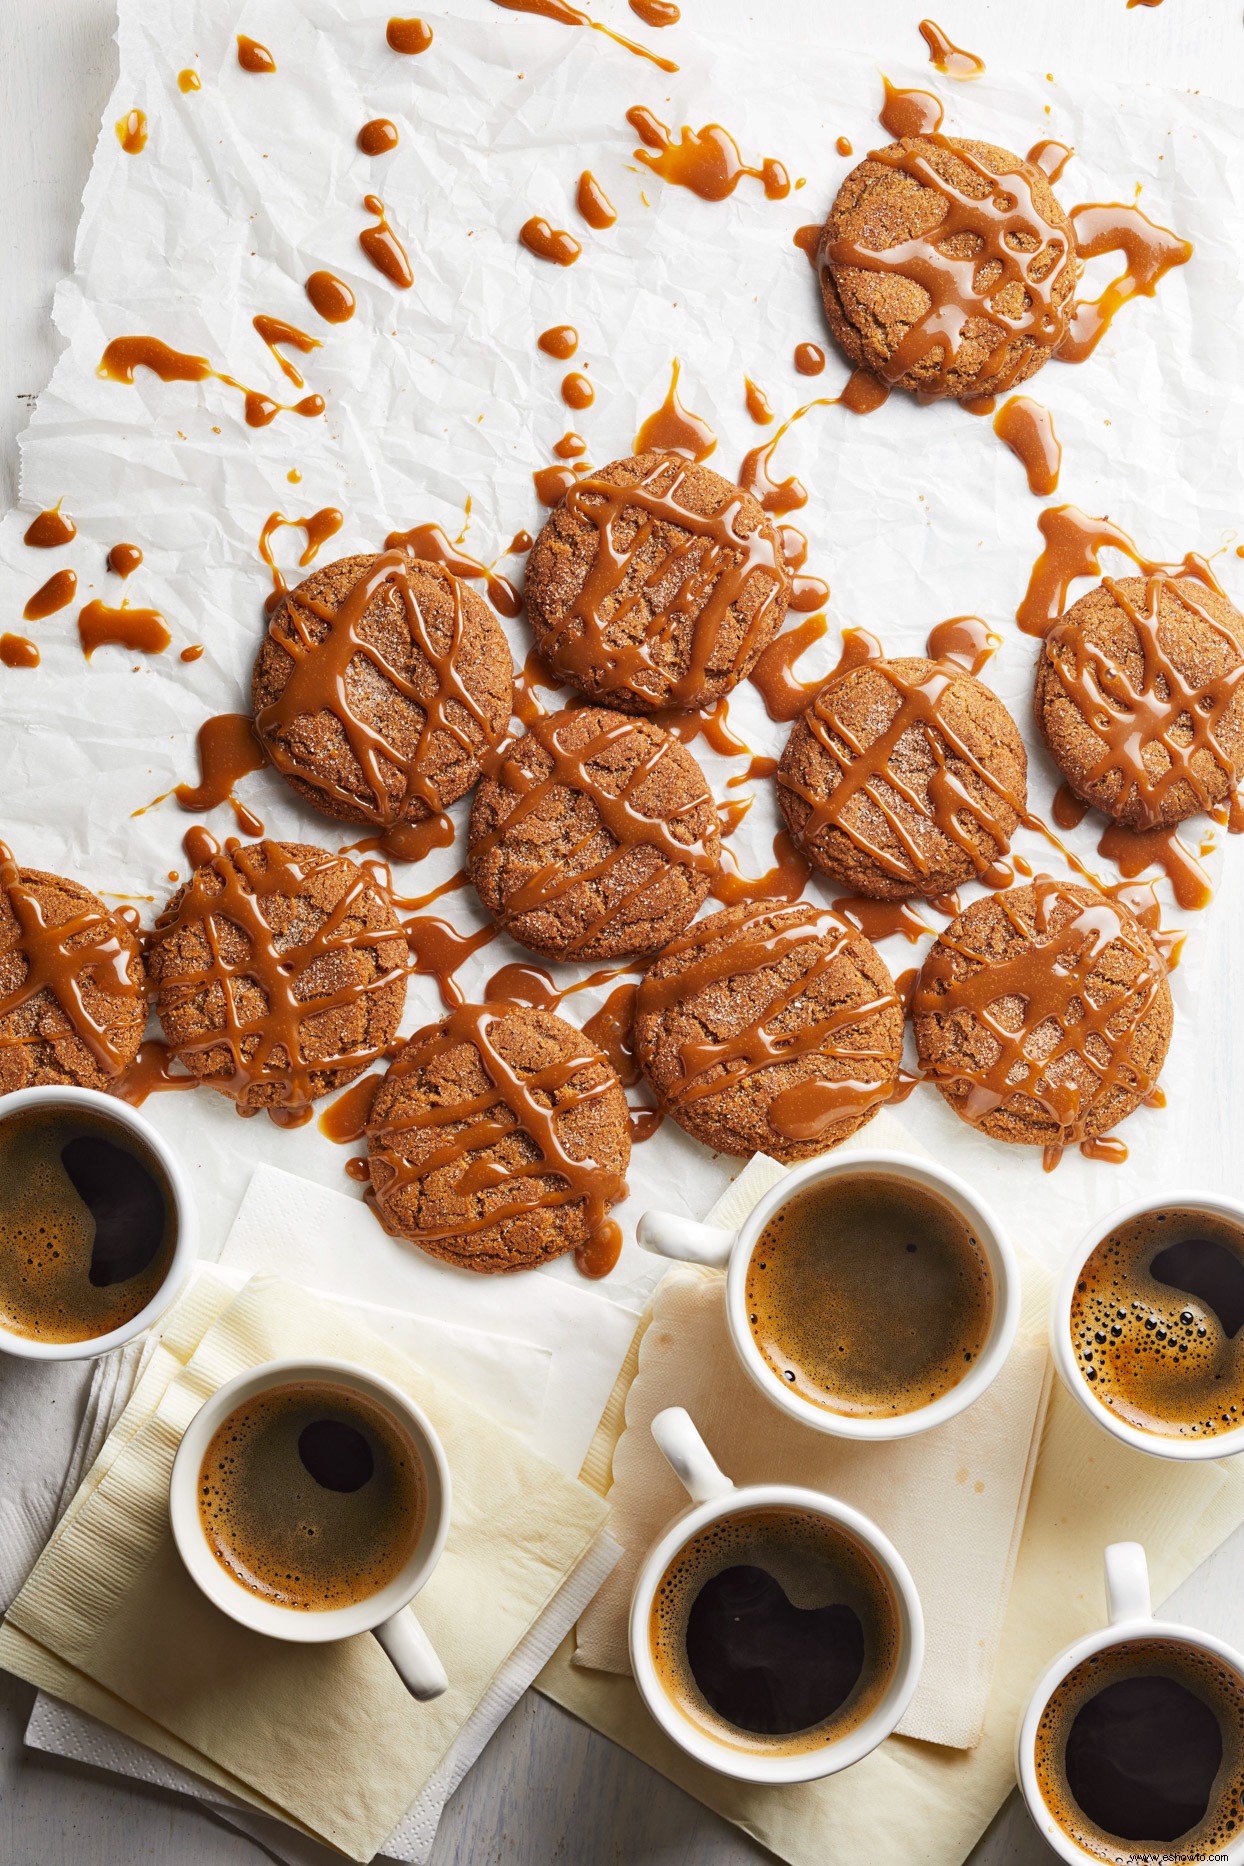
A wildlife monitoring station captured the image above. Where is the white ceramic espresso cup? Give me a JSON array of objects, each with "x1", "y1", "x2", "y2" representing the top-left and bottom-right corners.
[
  {"x1": 1016, "y1": 1540, "x2": 1244, "y2": 1864},
  {"x1": 628, "y1": 1407, "x2": 924, "y2": 1783},
  {"x1": 0, "y1": 1085, "x2": 197, "y2": 1362},
  {"x1": 1052, "y1": 1190, "x2": 1244, "y2": 1460},
  {"x1": 170, "y1": 1356, "x2": 452, "y2": 1701},
  {"x1": 638, "y1": 1151, "x2": 1019, "y2": 1440}
]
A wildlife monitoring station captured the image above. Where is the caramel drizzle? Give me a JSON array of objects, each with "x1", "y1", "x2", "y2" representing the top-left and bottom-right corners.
[
  {"x1": 257, "y1": 507, "x2": 344, "y2": 615},
  {"x1": 476, "y1": 708, "x2": 717, "y2": 956},
  {"x1": 625, "y1": 107, "x2": 789, "y2": 202},
  {"x1": 636, "y1": 903, "x2": 899, "y2": 1136},
  {"x1": 918, "y1": 19, "x2": 984, "y2": 78},
  {"x1": 384, "y1": 521, "x2": 521, "y2": 618},
  {"x1": 251, "y1": 315, "x2": 321, "y2": 389},
  {"x1": 1017, "y1": 503, "x2": 1223, "y2": 640},
  {"x1": 540, "y1": 453, "x2": 786, "y2": 709},
  {"x1": 823, "y1": 139, "x2": 1072, "y2": 400},
  {"x1": 633, "y1": 359, "x2": 716, "y2": 461},
  {"x1": 1058, "y1": 203, "x2": 1192, "y2": 366},
  {"x1": 256, "y1": 550, "x2": 500, "y2": 827},
  {"x1": 780, "y1": 654, "x2": 1021, "y2": 887},
  {"x1": 490, "y1": 0, "x2": 677, "y2": 75},
  {"x1": 365, "y1": 1001, "x2": 629, "y2": 1262},
  {"x1": 98, "y1": 335, "x2": 324, "y2": 428},
  {"x1": 1045, "y1": 574, "x2": 1244, "y2": 830},
  {"x1": 0, "y1": 843, "x2": 139, "y2": 1075},
  {"x1": 912, "y1": 876, "x2": 1166, "y2": 1167},
  {"x1": 153, "y1": 840, "x2": 406, "y2": 1121}
]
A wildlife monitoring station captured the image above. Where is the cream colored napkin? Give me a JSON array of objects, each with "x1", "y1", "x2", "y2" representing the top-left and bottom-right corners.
[
  {"x1": 538, "y1": 1152, "x2": 1244, "y2": 1866},
  {"x1": 0, "y1": 1272, "x2": 610, "y2": 1864}
]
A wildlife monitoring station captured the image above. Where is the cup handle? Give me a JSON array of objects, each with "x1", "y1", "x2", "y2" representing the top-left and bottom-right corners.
[
  {"x1": 1104, "y1": 1541, "x2": 1151, "y2": 1625},
  {"x1": 651, "y1": 1407, "x2": 735, "y2": 1506},
  {"x1": 373, "y1": 1608, "x2": 448, "y2": 1701},
  {"x1": 637, "y1": 1210, "x2": 735, "y2": 1267}
]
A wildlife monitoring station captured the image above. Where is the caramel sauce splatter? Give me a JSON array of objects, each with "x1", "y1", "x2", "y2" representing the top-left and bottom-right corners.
[
  {"x1": 739, "y1": 395, "x2": 841, "y2": 517},
  {"x1": 382, "y1": 521, "x2": 522, "y2": 617},
  {"x1": 993, "y1": 397, "x2": 1061, "y2": 496},
  {"x1": 115, "y1": 109, "x2": 147, "y2": 153},
  {"x1": 257, "y1": 507, "x2": 345, "y2": 615},
  {"x1": 0, "y1": 636, "x2": 39, "y2": 670},
  {"x1": 626, "y1": 106, "x2": 789, "y2": 202},
  {"x1": 490, "y1": 0, "x2": 677, "y2": 74},
  {"x1": 173, "y1": 714, "x2": 268, "y2": 835},
  {"x1": 793, "y1": 342, "x2": 825, "y2": 376},
  {"x1": 236, "y1": 36, "x2": 276, "y2": 73},
  {"x1": 1053, "y1": 782, "x2": 1089, "y2": 830},
  {"x1": 252, "y1": 315, "x2": 321, "y2": 389},
  {"x1": 1028, "y1": 139, "x2": 1074, "y2": 185},
  {"x1": 533, "y1": 463, "x2": 585, "y2": 506},
  {"x1": 358, "y1": 118, "x2": 399, "y2": 156},
  {"x1": 519, "y1": 216, "x2": 582, "y2": 266},
  {"x1": 577, "y1": 171, "x2": 617, "y2": 229},
  {"x1": 180, "y1": 644, "x2": 204, "y2": 663},
  {"x1": 107, "y1": 543, "x2": 143, "y2": 578},
  {"x1": 78, "y1": 600, "x2": 170, "y2": 661},
  {"x1": 24, "y1": 506, "x2": 76, "y2": 549},
  {"x1": 833, "y1": 894, "x2": 937, "y2": 945},
  {"x1": 918, "y1": 19, "x2": 985, "y2": 78},
  {"x1": 628, "y1": 0, "x2": 679, "y2": 21},
  {"x1": 878, "y1": 78, "x2": 944, "y2": 139},
  {"x1": 840, "y1": 367, "x2": 890, "y2": 414},
  {"x1": 835, "y1": 136, "x2": 853, "y2": 158},
  {"x1": 387, "y1": 17, "x2": 433, "y2": 51},
  {"x1": 178, "y1": 69, "x2": 201, "y2": 94},
  {"x1": 23, "y1": 568, "x2": 77, "y2": 621},
  {"x1": 561, "y1": 371, "x2": 594, "y2": 409},
  {"x1": 748, "y1": 613, "x2": 832, "y2": 722},
  {"x1": 553, "y1": 431, "x2": 587, "y2": 459},
  {"x1": 360, "y1": 195, "x2": 413, "y2": 288},
  {"x1": 1097, "y1": 821, "x2": 1210, "y2": 913},
  {"x1": 98, "y1": 335, "x2": 324, "y2": 427},
  {"x1": 539, "y1": 324, "x2": 578, "y2": 359},
  {"x1": 1016, "y1": 504, "x2": 1220, "y2": 639},
  {"x1": 925, "y1": 614, "x2": 998, "y2": 674},
  {"x1": 403, "y1": 915, "x2": 497, "y2": 1007},
  {"x1": 792, "y1": 224, "x2": 822, "y2": 269},
  {"x1": 114, "y1": 1038, "x2": 198, "y2": 1105},
  {"x1": 633, "y1": 358, "x2": 715, "y2": 460},
  {"x1": 319, "y1": 1072, "x2": 382, "y2": 1144},
  {"x1": 744, "y1": 378, "x2": 774, "y2": 425},
  {"x1": 1058, "y1": 203, "x2": 1192, "y2": 365},
  {"x1": 304, "y1": 271, "x2": 356, "y2": 324},
  {"x1": 709, "y1": 829, "x2": 811, "y2": 909},
  {"x1": 508, "y1": 530, "x2": 534, "y2": 555}
]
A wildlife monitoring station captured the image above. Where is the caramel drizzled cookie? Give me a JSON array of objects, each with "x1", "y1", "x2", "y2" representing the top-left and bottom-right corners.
[
  {"x1": 634, "y1": 901, "x2": 904, "y2": 1162},
  {"x1": 252, "y1": 552, "x2": 515, "y2": 830},
  {"x1": 0, "y1": 844, "x2": 145, "y2": 1092},
  {"x1": 778, "y1": 655, "x2": 1027, "y2": 900},
  {"x1": 468, "y1": 705, "x2": 721, "y2": 961},
  {"x1": 820, "y1": 136, "x2": 1074, "y2": 401},
  {"x1": 149, "y1": 840, "x2": 407, "y2": 1123},
  {"x1": 1035, "y1": 574, "x2": 1244, "y2": 830},
  {"x1": 524, "y1": 451, "x2": 790, "y2": 713},
  {"x1": 911, "y1": 878, "x2": 1172, "y2": 1166},
  {"x1": 366, "y1": 1002, "x2": 630, "y2": 1274}
]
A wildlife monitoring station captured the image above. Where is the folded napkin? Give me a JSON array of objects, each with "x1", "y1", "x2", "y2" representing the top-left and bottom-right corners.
[
  {"x1": 0, "y1": 1271, "x2": 612, "y2": 1863},
  {"x1": 538, "y1": 1140, "x2": 1244, "y2": 1866}
]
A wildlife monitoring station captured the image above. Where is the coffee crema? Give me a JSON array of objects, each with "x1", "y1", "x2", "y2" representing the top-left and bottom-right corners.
[
  {"x1": 198, "y1": 1380, "x2": 425, "y2": 1611},
  {"x1": 0, "y1": 1105, "x2": 174, "y2": 1342},
  {"x1": 1071, "y1": 1206, "x2": 1244, "y2": 1438},
  {"x1": 649, "y1": 1505, "x2": 899, "y2": 1754},
  {"x1": 746, "y1": 1172, "x2": 993, "y2": 1417},
  {"x1": 1034, "y1": 1637, "x2": 1244, "y2": 1862}
]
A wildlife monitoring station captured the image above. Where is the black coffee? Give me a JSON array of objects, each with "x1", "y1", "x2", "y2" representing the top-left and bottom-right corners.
[
  {"x1": 1071, "y1": 1206, "x2": 1244, "y2": 1438},
  {"x1": 1035, "y1": 1638, "x2": 1244, "y2": 1863},
  {"x1": 649, "y1": 1506, "x2": 900, "y2": 1756},
  {"x1": 746, "y1": 1172, "x2": 994, "y2": 1417},
  {"x1": 198, "y1": 1380, "x2": 425, "y2": 1611},
  {"x1": 0, "y1": 1104, "x2": 175, "y2": 1342}
]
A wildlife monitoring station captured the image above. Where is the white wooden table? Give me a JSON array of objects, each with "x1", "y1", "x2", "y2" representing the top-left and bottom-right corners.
[{"x1": 3, "y1": 2, "x2": 1244, "y2": 1862}]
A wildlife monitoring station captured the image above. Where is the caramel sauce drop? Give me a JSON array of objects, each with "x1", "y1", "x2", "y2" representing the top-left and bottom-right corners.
[
  {"x1": 1058, "y1": 203, "x2": 1192, "y2": 365},
  {"x1": 0, "y1": 635, "x2": 39, "y2": 670},
  {"x1": 993, "y1": 397, "x2": 1061, "y2": 496},
  {"x1": 304, "y1": 271, "x2": 356, "y2": 324},
  {"x1": 490, "y1": 0, "x2": 677, "y2": 74},
  {"x1": 925, "y1": 614, "x2": 998, "y2": 675},
  {"x1": 178, "y1": 69, "x2": 201, "y2": 94},
  {"x1": 23, "y1": 568, "x2": 77, "y2": 621},
  {"x1": 318, "y1": 1072, "x2": 382, "y2": 1144},
  {"x1": 508, "y1": 530, "x2": 534, "y2": 555},
  {"x1": 918, "y1": 19, "x2": 985, "y2": 78},
  {"x1": 252, "y1": 315, "x2": 321, "y2": 389},
  {"x1": 98, "y1": 335, "x2": 323, "y2": 428},
  {"x1": 628, "y1": 0, "x2": 679, "y2": 21},
  {"x1": 539, "y1": 324, "x2": 578, "y2": 360},
  {"x1": 533, "y1": 463, "x2": 584, "y2": 506},
  {"x1": 24, "y1": 506, "x2": 76, "y2": 549},
  {"x1": 382, "y1": 520, "x2": 522, "y2": 617},
  {"x1": 835, "y1": 136, "x2": 853, "y2": 158},
  {"x1": 174, "y1": 714, "x2": 268, "y2": 834},
  {"x1": 561, "y1": 371, "x2": 594, "y2": 409},
  {"x1": 358, "y1": 118, "x2": 399, "y2": 156},
  {"x1": 633, "y1": 358, "x2": 716, "y2": 460},
  {"x1": 840, "y1": 367, "x2": 890, "y2": 415},
  {"x1": 577, "y1": 171, "x2": 617, "y2": 229},
  {"x1": 78, "y1": 600, "x2": 170, "y2": 661},
  {"x1": 1053, "y1": 783, "x2": 1089, "y2": 831},
  {"x1": 1016, "y1": 504, "x2": 1220, "y2": 639},
  {"x1": 878, "y1": 77, "x2": 944, "y2": 138},
  {"x1": 793, "y1": 342, "x2": 825, "y2": 376},
  {"x1": 107, "y1": 543, "x2": 143, "y2": 578},
  {"x1": 1028, "y1": 139, "x2": 1073, "y2": 185},
  {"x1": 519, "y1": 216, "x2": 582, "y2": 266},
  {"x1": 553, "y1": 431, "x2": 587, "y2": 459},
  {"x1": 792, "y1": 224, "x2": 822, "y2": 269},
  {"x1": 115, "y1": 109, "x2": 147, "y2": 154},
  {"x1": 626, "y1": 106, "x2": 789, "y2": 202},
  {"x1": 258, "y1": 507, "x2": 345, "y2": 614},
  {"x1": 387, "y1": 17, "x2": 433, "y2": 52},
  {"x1": 237, "y1": 35, "x2": 276, "y2": 73},
  {"x1": 180, "y1": 644, "x2": 204, "y2": 662},
  {"x1": 744, "y1": 378, "x2": 774, "y2": 425},
  {"x1": 360, "y1": 195, "x2": 413, "y2": 288}
]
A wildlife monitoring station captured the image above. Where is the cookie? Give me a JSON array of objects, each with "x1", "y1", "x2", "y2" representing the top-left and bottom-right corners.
[
  {"x1": 1035, "y1": 574, "x2": 1244, "y2": 830},
  {"x1": 366, "y1": 1002, "x2": 631, "y2": 1273},
  {"x1": 252, "y1": 552, "x2": 515, "y2": 829},
  {"x1": 468, "y1": 705, "x2": 721, "y2": 961},
  {"x1": 634, "y1": 901, "x2": 904, "y2": 1162},
  {"x1": 820, "y1": 137, "x2": 1074, "y2": 401},
  {"x1": 778, "y1": 655, "x2": 1027, "y2": 900},
  {"x1": 150, "y1": 840, "x2": 406, "y2": 1123},
  {"x1": 0, "y1": 845, "x2": 145, "y2": 1093},
  {"x1": 524, "y1": 451, "x2": 790, "y2": 713},
  {"x1": 911, "y1": 878, "x2": 1172, "y2": 1159}
]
